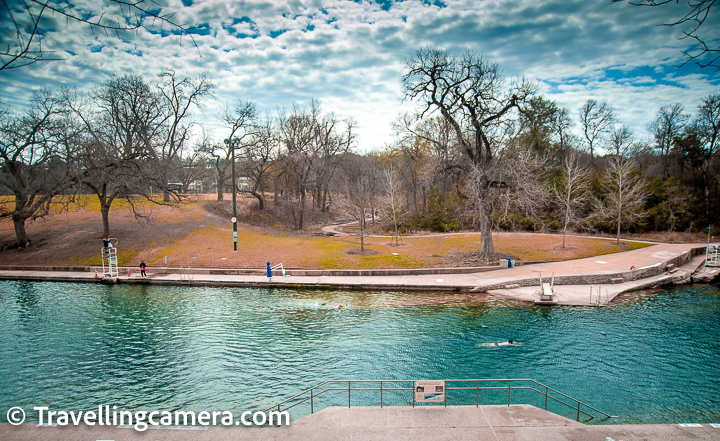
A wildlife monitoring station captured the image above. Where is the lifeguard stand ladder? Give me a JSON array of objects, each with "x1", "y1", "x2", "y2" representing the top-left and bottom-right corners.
[
  {"x1": 102, "y1": 247, "x2": 119, "y2": 278},
  {"x1": 707, "y1": 244, "x2": 719, "y2": 267}
]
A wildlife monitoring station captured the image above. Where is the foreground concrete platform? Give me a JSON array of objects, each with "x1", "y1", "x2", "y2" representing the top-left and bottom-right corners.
[
  {"x1": 2, "y1": 405, "x2": 719, "y2": 441},
  {"x1": 0, "y1": 243, "x2": 711, "y2": 306}
]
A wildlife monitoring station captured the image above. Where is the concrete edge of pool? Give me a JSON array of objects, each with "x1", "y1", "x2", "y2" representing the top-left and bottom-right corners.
[
  {"x1": 2, "y1": 405, "x2": 719, "y2": 440},
  {"x1": 0, "y1": 243, "x2": 714, "y2": 306}
]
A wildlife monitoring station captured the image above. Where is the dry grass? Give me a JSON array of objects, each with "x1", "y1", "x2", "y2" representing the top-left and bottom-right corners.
[{"x1": 0, "y1": 194, "x2": 660, "y2": 269}]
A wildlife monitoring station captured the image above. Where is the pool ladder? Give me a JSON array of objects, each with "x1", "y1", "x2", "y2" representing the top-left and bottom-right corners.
[{"x1": 180, "y1": 267, "x2": 194, "y2": 284}]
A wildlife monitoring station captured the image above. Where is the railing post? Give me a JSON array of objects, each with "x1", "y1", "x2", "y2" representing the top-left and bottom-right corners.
[
  {"x1": 412, "y1": 382, "x2": 415, "y2": 408},
  {"x1": 576, "y1": 402, "x2": 580, "y2": 421},
  {"x1": 348, "y1": 381, "x2": 351, "y2": 408},
  {"x1": 310, "y1": 388, "x2": 314, "y2": 414},
  {"x1": 544, "y1": 386, "x2": 548, "y2": 410},
  {"x1": 380, "y1": 381, "x2": 383, "y2": 408},
  {"x1": 507, "y1": 380, "x2": 511, "y2": 407},
  {"x1": 476, "y1": 380, "x2": 479, "y2": 407}
]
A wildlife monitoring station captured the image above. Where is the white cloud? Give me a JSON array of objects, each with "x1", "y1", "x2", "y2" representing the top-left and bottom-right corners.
[{"x1": 1, "y1": 0, "x2": 717, "y2": 152}]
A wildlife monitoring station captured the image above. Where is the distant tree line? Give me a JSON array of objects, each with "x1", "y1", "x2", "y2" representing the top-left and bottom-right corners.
[{"x1": 1, "y1": 50, "x2": 718, "y2": 260}]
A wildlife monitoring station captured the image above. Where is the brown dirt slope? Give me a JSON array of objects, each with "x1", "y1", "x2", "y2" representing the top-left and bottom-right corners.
[{"x1": 0, "y1": 194, "x2": 701, "y2": 270}]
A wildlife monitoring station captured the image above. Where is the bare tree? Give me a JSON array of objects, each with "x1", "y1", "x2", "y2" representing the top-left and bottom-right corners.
[
  {"x1": 402, "y1": 47, "x2": 534, "y2": 261},
  {"x1": 277, "y1": 101, "x2": 321, "y2": 230},
  {"x1": 382, "y1": 165, "x2": 404, "y2": 246},
  {"x1": 551, "y1": 151, "x2": 591, "y2": 248},
  {"x1": 609, "y1": 124, "x2": 635, "y2": 156},
  {"x1": 312, "y1": 116, "x2": 355, "y2": 212},
  {"x1": 648, "y1": 103, "x2": 689, "y2": 177},
  {"x1": 550, "y1": 107, "x2": 574, "y2": 160},
  {"x1": 239, "y1": 117, "x2": 279, "y2": 210},
  {"x1": 1, "y1": 0, "x2": 195, "y2": 72},
  {"x1": 154, "y1": 71, "x2": 213, "y2": 202},
  {"x1": 0, "y1": 90, "x2": 79, "y2": 247},
  {"x1": 215, "y1": 100, "x2": 257, "y2": 201},
  {"x1": 602, "y1": 156, "x2": 647, "y2": 245},
  {"x1": 690, "y1": 93, "x2": 720, "y2": 217},
  {"x1": 341, "y1": 154, "x2": 378, "y2": 252},
  {"x1": 579, "y1": 99, "x2": 616, "y2": 159},
  {"x1": 611, "y1": 0, "x2": 719, "y2": 69},
  {"x1": 277, "y1": 100, "x2": 354, "y2": 229},
  {"x1": 66, "y1": 75, "x2": 164, "y2": 238}
]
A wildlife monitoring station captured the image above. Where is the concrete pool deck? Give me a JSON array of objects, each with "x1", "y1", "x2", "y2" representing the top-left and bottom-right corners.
[
  {"x1": 0, "y1": 243, "x2": 712, "y2": 306},
  {"x1": 2, "y1": 405, "x2": 719, "y2": 440}
]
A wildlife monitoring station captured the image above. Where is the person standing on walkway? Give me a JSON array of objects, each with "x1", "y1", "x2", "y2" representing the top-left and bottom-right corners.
[
  {"x1": 266, "y1": 262, "x2": 272, "y2": 280},
  {"x1": 139, "y1": 260, "x2": 147, "y2": 278}
]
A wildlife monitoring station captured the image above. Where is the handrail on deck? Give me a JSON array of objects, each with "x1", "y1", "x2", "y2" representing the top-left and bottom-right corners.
[{"x1": 265, "y1": 378, "x2": 618, "y2": 422}]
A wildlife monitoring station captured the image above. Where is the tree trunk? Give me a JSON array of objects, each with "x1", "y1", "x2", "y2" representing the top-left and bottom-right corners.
[
  {"x1": 250, "y1": 190, "x2": 265, "y2": 210},
  {"x1": 12, "y1": 213, "x2": 31, "y2": 248},
  {"x1": 298, "y1": 190, "x2": 306, "y2": 230},
  {"x1": 101, "y1": 203, "x2": 111, "y2": 238},
  {"x1": 163, "y1": 190, "x2": 170, "y2": 203},
  {"x1": 323, "y1": 189, "x2": 329, "y2": 212},
  {"x1": 562, "y1": 189, "x2": 571, "y2": 249},
  {"x1": 702, "y1": 160, "x2": 710, "y2": 218},
  {"x1": 669, "y1": 210, "x2": 676, "y2": 232},
  {"x1": 478, "y1": 197, "x2": 496, "y2": 261},
  {"x1": 393, "y1": 207, "x2": 399, "y2": 246},
  {"x1": 617, "y1": 202, "x2": 622, "y2": 246}
]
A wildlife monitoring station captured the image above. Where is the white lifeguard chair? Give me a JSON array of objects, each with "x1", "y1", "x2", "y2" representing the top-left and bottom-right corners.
[
  {"x1": 102, "y1": 246, "x2": 119, "y2": 278},
  {"x1": 707, "y1": 244, "x2": 719, "y2": 267}
]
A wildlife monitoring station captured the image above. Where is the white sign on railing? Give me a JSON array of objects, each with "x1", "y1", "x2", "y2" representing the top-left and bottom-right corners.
[{"x1": 414, "y1": 380, "x2": 445, "y2": 403}]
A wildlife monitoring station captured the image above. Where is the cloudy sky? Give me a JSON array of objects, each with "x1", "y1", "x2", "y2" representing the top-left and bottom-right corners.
[{"x1": 1, "y1": 0, "x2": 719, "y2": 151}]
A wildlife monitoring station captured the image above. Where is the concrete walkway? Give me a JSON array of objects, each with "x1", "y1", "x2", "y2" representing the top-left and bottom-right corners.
[
  {"x1": 2, "y1": 405, "x2": 719, "y2": 441},
  {"x1": 0, "y1": 243, "x2": 709, "y2": 306}
]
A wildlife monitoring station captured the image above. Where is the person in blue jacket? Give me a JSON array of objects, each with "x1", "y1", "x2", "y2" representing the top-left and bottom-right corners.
[{"x1": 266, "y1": 262, "x2": 272, "y2": 279}]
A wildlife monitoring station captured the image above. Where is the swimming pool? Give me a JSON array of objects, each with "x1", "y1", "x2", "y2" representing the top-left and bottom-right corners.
[{"x1": 1, "y1": 281, "x2": 718, "y2": 424}]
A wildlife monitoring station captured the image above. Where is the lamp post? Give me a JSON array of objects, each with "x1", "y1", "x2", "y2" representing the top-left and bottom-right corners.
[{"x1": 223, "y1": 137, "x2": 240, "y2": 251}]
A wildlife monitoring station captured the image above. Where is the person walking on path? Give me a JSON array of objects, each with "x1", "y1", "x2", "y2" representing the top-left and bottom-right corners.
[{"x1": 139, "y1": 260, "x2": 147, "y2": 278}]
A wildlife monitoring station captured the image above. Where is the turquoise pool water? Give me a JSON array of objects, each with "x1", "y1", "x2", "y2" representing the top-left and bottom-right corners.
[{"x1": 1, "y1": 281, "x2": 718, "y2": 424}]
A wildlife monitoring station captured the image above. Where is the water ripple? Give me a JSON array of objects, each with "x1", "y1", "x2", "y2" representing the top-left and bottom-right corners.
[{"x1": 1, "y1": 281, "x2": 718, "y2": 424}]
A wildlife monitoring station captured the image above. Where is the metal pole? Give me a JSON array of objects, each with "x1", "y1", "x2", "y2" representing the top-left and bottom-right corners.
[
  {"x1": 476, "y1": 381, "x2": 479, "y2": 407},
  {"x1": 544, "y1": 386, "x2": 548, "y2": 410},
  {"x1": 348, "y1": 381, "x2": 351, "y2": 408},
  {"x1": 507, "y1": 380, "x2": 511, "y2": 407},
  {"x1": 707, "y1": 225, "x2": 712, "y2": 263},
  {"x1": 380, "y1": 381, "x2": 383, "y2": 408},
  {"x1": 310, "y1": 388, "x2": 314, "y2": 414},
  {"x1": 231, "y1": 142, "x2": 238, "y2": 252},
  {"x1": 576, "y1": 402, "x2": 580, "y2": 421}
]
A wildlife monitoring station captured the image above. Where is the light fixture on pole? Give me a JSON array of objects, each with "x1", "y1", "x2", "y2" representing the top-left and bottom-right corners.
[{"x1": 223, "y1": 137, "x2": 240, "y2": 251}]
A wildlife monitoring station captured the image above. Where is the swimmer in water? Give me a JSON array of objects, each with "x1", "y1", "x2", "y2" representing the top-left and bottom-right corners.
[{"x1": 497, "y1": 340, "x2": 517, "y2": 346}]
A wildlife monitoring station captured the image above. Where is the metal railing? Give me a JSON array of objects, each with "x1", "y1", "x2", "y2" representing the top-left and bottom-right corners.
[
  {"x1": 180, "y1": 266, "x2": 194, "y2": 284},
  {"x1": 265, "y1": 379, "x2": 617, "y2": 422}
]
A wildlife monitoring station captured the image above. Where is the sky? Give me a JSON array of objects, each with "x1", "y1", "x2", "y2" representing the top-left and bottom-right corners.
[{"x1": 1, "y1": 0, "x2": 719, "y2": 152}]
